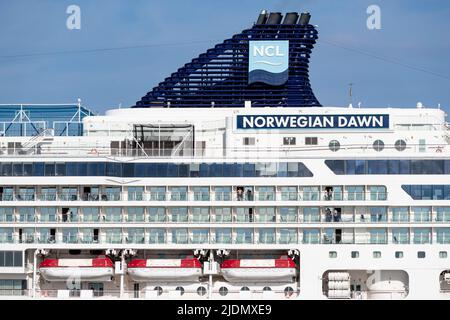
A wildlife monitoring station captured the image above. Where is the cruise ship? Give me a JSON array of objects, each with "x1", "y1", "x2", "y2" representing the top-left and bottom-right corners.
[{"x1": 0, "y1": 10, "x2": 449, "y2": 300}]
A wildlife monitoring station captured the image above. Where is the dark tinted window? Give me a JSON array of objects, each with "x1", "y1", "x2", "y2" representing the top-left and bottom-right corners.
[
  {"x1": 0, "y1": 162, "x2": 312, "y2": 178},
  {"x1": 44, "y1": 163, "x2": 55, "y2": 176},
  {"x1": 32, "y1": 162, "x2": 44, "y2": 176},
  {"x1": 403, "y1": 185, "x2": 450, "y2": 200},
  {"x1": 327, "y1": 160, "x2": 450, "y2": 175}
]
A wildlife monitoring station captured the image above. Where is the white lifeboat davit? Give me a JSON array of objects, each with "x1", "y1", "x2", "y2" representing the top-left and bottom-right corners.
[
  {"x1": 220, "y1": 257, "x2": 297, "y2": 283},
  {"x1": 127, "y1": 258, "x2": 202, "y2": 282},
  {"x1": 39, "y1": 256, "x2": 114, "y2": 282}
]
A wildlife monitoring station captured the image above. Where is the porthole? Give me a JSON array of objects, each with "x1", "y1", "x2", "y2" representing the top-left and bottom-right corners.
[
  {"x1": 263, "y1": 286, "x2": 272, "y2": 291},
  {"x1": 395, "y1": 139, "x2": 407, "y2": 151},
  {"x1": 284, "y1": 287, "x2": 294, "y2": 297},
  {"x1": 329, "y1": 140, "x2": 340, "y2": 152},
  {"x1": 219, "y1": 286, "x2": 228, "y2": 296},
  {"x1": 241, "y1": 286, "x2": 250, "y2": 291},
  {"x1": 154, "y1": 286, "x2": 163, "y2": 296},
  {"x1": 373, "y1": 140, "x2": 385, "y2": 152},
  {"x1": 176, "y1": 286, "x2": 185, "y2": 296},
  {"x1": 197, "y1": 286, "x2": 207, "y2": 296}
]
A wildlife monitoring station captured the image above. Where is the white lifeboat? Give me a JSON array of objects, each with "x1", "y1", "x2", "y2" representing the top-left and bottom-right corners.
[
  {"x1": 127, "y1": 258, "x2": 202, "y2": 282},
  {"x1": 220, "y1": 257, "x2": 296, "y2": 282},
  {"x1": 39, "y1": 256, "x2": 114, "y2": 282}
]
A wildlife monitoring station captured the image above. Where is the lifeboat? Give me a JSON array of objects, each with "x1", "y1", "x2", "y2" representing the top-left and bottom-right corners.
[
  {"x1": 127, "y1": 258, "x2": 202, "y2": 282},
  {"x1": 39, "y1": 256, "x2": 114, "y2": 282},
  {"x1": 220, "y1": 257, "x2": 296, "y2": 282}
]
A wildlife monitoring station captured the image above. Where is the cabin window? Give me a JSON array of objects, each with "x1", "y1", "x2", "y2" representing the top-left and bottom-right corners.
[
  {"x1": 439, "y1": 251, "x2": 448, "y2": 259},
  {"x1": 329, "y1": 140, "x2": 340, "y2": 152},
  {"x1": 417, "y1": 251, "x2": 426, "y2": 259},
  {"x1": 328, "y1": 251, "x2": 337, "y2": 258},
  {"x1": 395, "y1": 139, "x2": 407, "y2": 151},
  {"x1": 373, "y1": 140, "x2": 385, "y2": 152},
  {"x1": 197, "y1": 287, "x2": 207, "y2": 296},
  {"x1": 283, "y1": 137, "x2": 296, "y2": 145},
  {"x1": 219, "y1": 287, "x2": 228, "y2": 296},
  {"x1": 305, "y1": 137, "x2": 318, "y2": 145},
  {"x1": 419, "y1": 139, "x2": 426, "y2": 152},
  {"x1": 284, "y1": 287, "x2": 294, "y2": 297},
  {"x1": 175, "y1": 286, "x2": 185, "y2": 296},
  {"x1": 0, "y1": 251, "x2": 22, "y2": 267},
  {"x1": 395, "y1": 251, "x2": 404, "y2": 259},
  {"x1": 351, "y1": 251, "x2": 359, "y2": 258},
  {"x1": 243, "y1": 137, "x2": 255, "y2": 146},
  {"x1": 373, "y1": 251, "x2": 382, "y2": 258}
]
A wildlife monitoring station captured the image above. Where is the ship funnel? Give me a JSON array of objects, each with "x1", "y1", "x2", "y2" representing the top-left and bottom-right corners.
[
  {"x1": 266, "y1": 12, "x2": 283, "y2": 25},
  {"x1": 256, "y1": 10, "x2": 268, "y2": 25},
  {"x1": 298, "y1": 12, "x2": 311, "y2": 25},
  {"x1": 283, "y1": 12, "x2": 299, "y2": 25}
]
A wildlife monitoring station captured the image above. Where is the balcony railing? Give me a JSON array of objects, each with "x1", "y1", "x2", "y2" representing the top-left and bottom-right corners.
[
  {"x1": 2, "y1": 213, "x2": 450, "y2": 224},
  {"x1": 0, "y1": 191, "x2": 389, "y2": 202}
]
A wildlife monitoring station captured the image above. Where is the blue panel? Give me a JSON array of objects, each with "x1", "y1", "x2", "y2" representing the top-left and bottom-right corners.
[
  {"x1": 236, "y1": 114, "x2": 389, "y2": 130},
  {"x1": 0, "y1": 104, "x2": 94, "y2": 136}
]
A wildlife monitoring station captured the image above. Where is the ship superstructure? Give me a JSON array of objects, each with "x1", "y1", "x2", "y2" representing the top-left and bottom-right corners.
[{"x1": 0, "y1": 11, "x2": 449, "y2": 300}]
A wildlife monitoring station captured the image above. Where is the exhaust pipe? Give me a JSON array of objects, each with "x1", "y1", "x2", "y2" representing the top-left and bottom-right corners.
[
  {"x1": 298, "y1": 12, "x2": 311, "y2": 26},
  {"x1": 256, "y1": 10, "x2": 268, "y2": 25},
  {"x1": 283, "y1": 12, "x2": 299, "y2": 25}
]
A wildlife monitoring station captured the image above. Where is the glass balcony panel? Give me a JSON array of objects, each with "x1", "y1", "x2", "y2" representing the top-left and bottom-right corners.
[
  {"x1": 279, "y1": 207, "x2": 297, "y2": 222},
  {"x1": 302, "y1": 230, "x2": 320, "y2": 244},
  {"x1": 191, "y1": 230, "x2": 209, "y2": 244},
  {"x1": 170, "y1": 187, "x2": 187, "y2": 201},
  {"x1": 215, "y1": 229, "x2": 232, "y2": 244},
  {"x1": 127, "y1": 208, "x2": 145, "y2": 222},
  {"x1": 150, "y1": 187, "x2": 166, "y2": 201},
  {"x1": 436, "y1": 207, "x2": 450, "y2": 222},
  {"x1": 214, "y1": 208, "x2": 232, "y2": 223},
  {"x1": 128, "y1": 187, "x2": 144, "y2": 201},
  {"x1": 259, "y1": 229, "x2": 275, "y2": 244},
  {"x1": 215, "y1": 187, "x2": 232, "y2": 201},
  {"x1": 392, "y1": 207, "x2": 409, "y2": 222},
  {"x1": 148, "y1": 208, "x2": 166, "y2": 222}
]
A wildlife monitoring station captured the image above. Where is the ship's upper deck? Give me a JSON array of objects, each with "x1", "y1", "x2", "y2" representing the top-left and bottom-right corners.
[{"x1": 0, "y1": 104, "x2": 447, "y2": 160}]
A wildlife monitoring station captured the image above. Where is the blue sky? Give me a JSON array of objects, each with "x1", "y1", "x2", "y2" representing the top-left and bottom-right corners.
[{"x1": 0, "y1": 0, "x2": 449, "y2": 115}]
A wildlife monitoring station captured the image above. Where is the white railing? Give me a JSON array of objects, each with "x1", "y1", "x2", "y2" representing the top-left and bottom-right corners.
[{"x1": 0, "y1": 142, "x2": 448, "y2": 158}]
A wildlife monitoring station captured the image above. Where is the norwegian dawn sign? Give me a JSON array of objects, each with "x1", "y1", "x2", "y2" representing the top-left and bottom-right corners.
[{"x1": 236, "y1": 114, "x2": 389, "y2": 130}]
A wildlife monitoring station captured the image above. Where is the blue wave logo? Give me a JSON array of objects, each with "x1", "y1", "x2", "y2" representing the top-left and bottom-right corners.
[{"x1": 249, "y1": 40, "x2": 289, "y2": 86}]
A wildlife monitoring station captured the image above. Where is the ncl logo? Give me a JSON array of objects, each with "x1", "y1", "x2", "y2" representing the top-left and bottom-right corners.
[{"x1": 248, "y1": 40, "x2": 289, "y2": 86}]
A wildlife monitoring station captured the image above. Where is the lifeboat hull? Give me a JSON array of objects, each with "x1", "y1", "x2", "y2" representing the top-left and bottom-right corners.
[
  {"x1": 128, "y1": 268, "x2": 202, "y2": 282},
  {"x1": 221, "y1": 268, "x2": 296, "y2": 283},
  {"x1": 40, "y1": 267, "x2": 114, "y2": 282}
]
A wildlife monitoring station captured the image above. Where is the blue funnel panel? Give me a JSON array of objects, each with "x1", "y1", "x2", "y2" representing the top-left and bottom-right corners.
[{"x1": 134, "y1": 12, "x2": 321, "y2": 108}]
